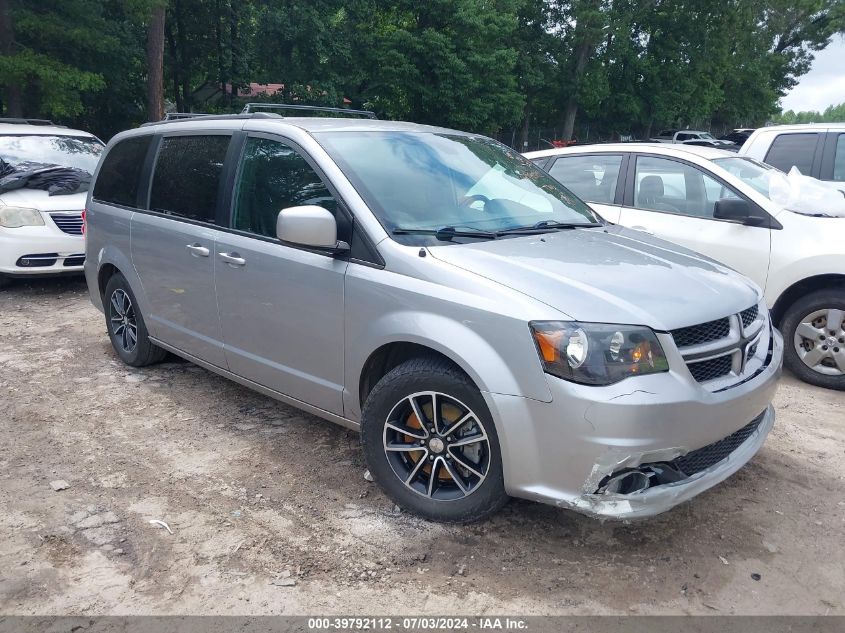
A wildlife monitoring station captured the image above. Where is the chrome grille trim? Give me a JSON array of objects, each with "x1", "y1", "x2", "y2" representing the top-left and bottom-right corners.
[
  {"x1": 49, "y1": 211, "x2": 84, "y2": 235},
  {"x1": 672, "y1": 304, "x2": 768, "y2": 389}
]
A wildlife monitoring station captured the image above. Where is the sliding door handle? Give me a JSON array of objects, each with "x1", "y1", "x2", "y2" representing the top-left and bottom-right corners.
[{"x1": 218, "y1": 252, "x2": 246, "y2": 267}]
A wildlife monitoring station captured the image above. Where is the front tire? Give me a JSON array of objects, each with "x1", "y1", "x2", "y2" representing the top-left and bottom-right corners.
[
  {"x1": 103, "y1": 273, "x2": 167, "y2": 367},
  {"x1": 360, "y1": 356, "x2": 508, "y2": 523},
  {"x1": 781, "y1": 288, "x2": 845, "y2": 390},
  {"x1": 0, "y1": 275, "x2": 11, "y2": 290}
]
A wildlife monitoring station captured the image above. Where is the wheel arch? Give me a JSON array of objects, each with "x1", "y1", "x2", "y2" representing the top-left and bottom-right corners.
[
  {"x1": 771, "y1": 274, "x2": 845, "y2": 325},
  {"x1": 359, "y1": 342, "x2": 469, "y2": 410}
]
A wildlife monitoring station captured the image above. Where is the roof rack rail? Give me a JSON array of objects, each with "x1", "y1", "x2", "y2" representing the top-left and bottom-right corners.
[
  {"x1": 163, "y1": 112, "x2": 213, "y2": 120},
  {"x1": 0, "y1": 117, "x2": 56, "y2": 126},
  {"x1": 241, "y1": 103, "x2": 377, "y2": 119},
  {"x1": 140, "y1": 112, "x2": 284, "y2": 127}
]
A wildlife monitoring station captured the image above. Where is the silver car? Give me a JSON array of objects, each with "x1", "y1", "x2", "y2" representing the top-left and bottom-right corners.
[{"x1": 84, "y1": 114, "x2": 783, "y2": 522}]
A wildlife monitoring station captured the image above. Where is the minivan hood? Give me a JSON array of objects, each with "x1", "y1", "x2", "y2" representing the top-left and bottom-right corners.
[
  {"x1": 0, "y1": 188, "x2": 87, "y2": 212},
  {"x1": 428, "y1": 226, "x2": 760, "y2": 331}
]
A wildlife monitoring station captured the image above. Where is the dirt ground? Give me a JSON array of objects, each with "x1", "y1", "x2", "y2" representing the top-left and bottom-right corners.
[{"x1": 1, "y1": 276, "x2": 843, "y2": 616}]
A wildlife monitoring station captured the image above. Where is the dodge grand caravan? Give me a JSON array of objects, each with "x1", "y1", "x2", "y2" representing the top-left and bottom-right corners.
[{"x1": 84, "y1": 112, "x2": 783, "y2": 522}]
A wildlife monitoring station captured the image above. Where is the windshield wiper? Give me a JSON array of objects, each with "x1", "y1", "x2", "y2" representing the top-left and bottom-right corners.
[
  {"x1": 392, "y1": 226, "x2": 498, "y2": 241},
  {"x1": 495, "y1": 220, "x2": 603, "y2": 235}
]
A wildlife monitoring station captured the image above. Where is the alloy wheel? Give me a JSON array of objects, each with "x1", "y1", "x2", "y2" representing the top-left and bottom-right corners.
[
  {"x1": 793, "y1": 308, "x2": 845, "y2": 376},
  {"x1": 109, "y1": 289, "x2": 138, "y2": 353},
  {"x1": 382, "y1": 391, "x2": 491, "y2": 501}
]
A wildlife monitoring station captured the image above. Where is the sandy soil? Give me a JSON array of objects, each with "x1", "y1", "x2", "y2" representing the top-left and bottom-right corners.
[{"x1": 0, "y1": 276, "x2": 843, "y2": 616}]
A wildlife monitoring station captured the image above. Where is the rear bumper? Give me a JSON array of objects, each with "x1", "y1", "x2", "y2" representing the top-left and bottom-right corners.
[
  {"x1": 488, "y1": 327, "x2": 783, "y2": 519},
  {"x1": 0, "y1": 227, "x2": 84, "y2": 275}
]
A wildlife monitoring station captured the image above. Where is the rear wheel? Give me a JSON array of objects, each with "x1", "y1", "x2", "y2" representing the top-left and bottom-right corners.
[
  {"x1": 360, "y1": 356, "x2": 508, "y2": 523},
  {"x1": 104, "y1": 273, "x2": 167, "y2": 367},
  {"x1": 782, "y1": 288, "x2": 845, "y2": 390}
]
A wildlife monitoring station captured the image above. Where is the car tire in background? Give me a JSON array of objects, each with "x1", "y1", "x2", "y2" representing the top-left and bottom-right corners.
[
  {"x1": 781, "y1": 288, "x2": 845, "y2": 391},
  {"x1": 0, "y1": 275, "x2": 10, "y2": 290},
  {"x1": 103, "y1": 272, "x2": 168, "y2": 367},
  {"x1": 360, "y1": 356, "x2": 508, "y2": 523}
]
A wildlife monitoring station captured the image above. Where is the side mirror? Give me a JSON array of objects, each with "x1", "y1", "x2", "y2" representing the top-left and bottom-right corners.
[
  {"x1": 276, "y1": 205, "x2": 349, "y2": 253},
  {"x1": 713, "y1": 198, "x2": 768, "y2": 226}
]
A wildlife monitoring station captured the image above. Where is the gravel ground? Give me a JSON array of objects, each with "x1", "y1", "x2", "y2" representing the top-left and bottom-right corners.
[{"x1": 1, "y1": 276, "x2": 844, "y2": 616}]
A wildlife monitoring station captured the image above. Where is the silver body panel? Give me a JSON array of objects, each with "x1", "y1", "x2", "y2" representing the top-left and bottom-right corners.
[{"x1": 85, "y1": 117, "x2": 783, "y2": 519}]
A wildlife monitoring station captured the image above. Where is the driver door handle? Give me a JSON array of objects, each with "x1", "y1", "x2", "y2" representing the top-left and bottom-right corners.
[
  {"x1": 218, "y1": 252, "x2": 246, "y2": 267},
  {"x1": 186, "y1": 243, "x2": 210, "y2": 257}
]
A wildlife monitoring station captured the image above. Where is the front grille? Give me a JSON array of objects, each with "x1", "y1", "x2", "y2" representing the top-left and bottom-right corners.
[
  {"x1": 64, "y1": 255, "x2": 85, "y2": 267},
  {"x1": 672, "y1": 413, "x2": 765, "y2": 476},
  {"x1": 671, "y1": 317, "x2": 730, "y2": 348},
  {"x1": 50, "y1": 212, "x2": 83, "y2": 235},
  {"x1": 687, "y1": 355, "x2": 733, "y2": 382},
  {"x1": 740, "y1": 305, "x2": 759, "y2": 328}
]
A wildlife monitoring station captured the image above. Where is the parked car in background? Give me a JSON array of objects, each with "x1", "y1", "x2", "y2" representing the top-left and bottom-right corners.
[
  {"x1": 85, "y1": 112, "x2": 781, "y2": 522},
  {"x1": 0, "y1": 118, "x2": 103, "y2": 288},
  {"x1": 650, "y1": 129, "x2": 736, "y2": 148},
  {"x1": 720, "y1": 128, "x2": 756, "y2": 146},
  {"x1": 739, "y1": 123, "x2": 845, "y2": 191},
  {"x1": 527, "y1": 143, "x2": 845, "y2": 390}
]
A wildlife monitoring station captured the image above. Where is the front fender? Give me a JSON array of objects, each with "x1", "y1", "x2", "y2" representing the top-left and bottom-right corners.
[{"x1": 343, "y1": 268, "x2": 553, "y2": 421}]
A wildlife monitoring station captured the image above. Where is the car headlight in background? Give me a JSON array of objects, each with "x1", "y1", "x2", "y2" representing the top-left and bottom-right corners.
[
  {"x1": 530, "y1": 321, "x2": 669, "y2": 385},
  {"x1": 0, "y1": 206, "x2": 44, "y2": 228}
]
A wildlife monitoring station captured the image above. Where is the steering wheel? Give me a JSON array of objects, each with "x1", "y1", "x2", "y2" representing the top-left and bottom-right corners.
[{"x1": 458, "y1": 194, "x2": 490, "y2": 210}]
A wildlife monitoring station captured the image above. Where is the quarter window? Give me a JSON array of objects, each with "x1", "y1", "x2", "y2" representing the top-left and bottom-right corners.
[
  {"x1": 548, "y1": 154, "x2": 623, "y2": 204},
  {"x1": 833, "y1": 134, "x2": 845, "y2": 182},
  {"x1": 634, "y1": 156, "x2": 739, "y2": 218},
  {"x1": 93, "y1": 136, "x2": 151, "y2": 207},
  {"x1": 232, "y1": 137, "x2": 337, "y2": 238},
  {"x1": 149, "y1": 135, "x2": 231, "y2": 223},
  {"x1": 764, "y1": 133, "x2": 819, "y2": 175}
]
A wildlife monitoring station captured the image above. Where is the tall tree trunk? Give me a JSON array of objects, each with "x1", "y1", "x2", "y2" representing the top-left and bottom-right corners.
[
  {"x1": 146, "y1": 3, "x2": 166, "y2": 121},
  {"x1": 518, "y1": 101, "x2": 532, "y2": 150},
  {"x1": 165, "y1": 17, "x2": 184, "y2": 112},
  {"x1": 561, "y1": 38, "x2": 592, "y2": 140},
  {"x1": 174, "y1": 0, "x2": 191, "y2": 109},
  {"x1": 0, "y1": 0, "x2": 23, "y2": 117}
]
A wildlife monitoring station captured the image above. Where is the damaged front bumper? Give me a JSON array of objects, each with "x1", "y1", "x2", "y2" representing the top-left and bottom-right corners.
[
  {"x1": 567, "y1": 405, "x2": 774, "y2": 519},
  {"x1": 487, "y1": 327, "x2": 783, "y2": 519}
]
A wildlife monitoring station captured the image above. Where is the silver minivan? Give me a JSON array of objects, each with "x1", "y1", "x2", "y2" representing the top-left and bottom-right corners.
[{"x1": 84, "y1": 112, "x2": 783, "y2": 522}]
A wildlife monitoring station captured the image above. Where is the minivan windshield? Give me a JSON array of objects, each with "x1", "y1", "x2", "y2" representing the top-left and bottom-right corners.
[
  {"x1": 0, "y1": 134, "x2": 104, "y2": 173},
  {"x1": 315, "y1": 131, "x2": 600, "y2": 244}
]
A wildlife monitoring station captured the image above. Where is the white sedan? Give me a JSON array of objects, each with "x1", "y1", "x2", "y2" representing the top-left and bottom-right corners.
[
  {"x1": 0, "y1": 120, "x2": 104, "y2": 288},
  {"x1": 526, "y1": 142, "x2": 845, "y2": 390}
]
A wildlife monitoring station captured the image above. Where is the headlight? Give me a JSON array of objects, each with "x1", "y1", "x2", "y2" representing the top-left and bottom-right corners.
[
  {"x1": 530, "y1": 321, "x2": 669, "y2": 385},
  {"x1": 0, "y1": 206, "x2": 44, "y2": 228}
]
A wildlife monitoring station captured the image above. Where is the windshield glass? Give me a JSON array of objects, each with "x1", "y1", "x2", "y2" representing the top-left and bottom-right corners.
[
  {"x1": 314, "y1": 131, "x2": 599, "y2": 244},
  {"x1": 699, "y1": 132, "x2": 714, "y2": 139},
  {"x1": 713, "y1": 156, "x2": 779, "y2": 198},
  {"x1": 0, "y1": 134, "x2": 104, "y2": 173}
]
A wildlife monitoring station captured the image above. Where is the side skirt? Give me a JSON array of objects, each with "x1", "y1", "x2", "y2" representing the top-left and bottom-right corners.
[{"x1": 149, "y1": 336, "x2": 361, "y2": 432}]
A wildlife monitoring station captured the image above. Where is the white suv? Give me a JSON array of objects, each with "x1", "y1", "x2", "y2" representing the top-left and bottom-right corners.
[
  {"x1": 0, "y1": 119, "x2": 104, "y2": 288},
  {"x1": 527, "y1": 143, "x2": 845, "y2": 390},
  {"x1": 739, "y1": 123, "x2": 845, "y2": 192}
]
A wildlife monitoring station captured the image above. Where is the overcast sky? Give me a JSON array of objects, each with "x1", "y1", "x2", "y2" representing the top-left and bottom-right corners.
[{"x1": 780, "y1": 35, "x2": 845, "y2": 113}]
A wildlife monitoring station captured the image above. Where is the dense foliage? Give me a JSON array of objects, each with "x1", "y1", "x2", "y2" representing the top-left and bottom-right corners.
[
  {"x1": 775, "y1": 100, "x2": 845, "y2": 124},
  {"x1": 0, "y1": 0, "x2": 843, "y2": 142}
]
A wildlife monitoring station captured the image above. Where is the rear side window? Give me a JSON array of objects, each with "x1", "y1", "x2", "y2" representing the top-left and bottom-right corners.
[
  {"x1": 764, "y1": 133, "x2": 819, "y2": 175},
  {"x1": 93, "y1": 136, "x2": 151, "y2": 207},
  {"x1": 834, "y1": 134, "x2": 845, "y2": 182},
  {"x1": 149, "y1": 135, "x2": 230, "y2": 223},
  {"x1": 548, "y1": 154, "x2": 623, "y2": 204}
]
